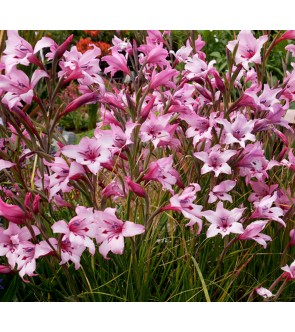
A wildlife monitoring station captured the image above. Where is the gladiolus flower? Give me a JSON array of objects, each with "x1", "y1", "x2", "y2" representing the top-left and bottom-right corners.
[
  {"x1": 95, "y1": 208, "x2": 145, "y2": 259},
  {"x1": 194, "y1": 145, "x2": 236, "y2": 177},
  {"x1": 227, "y1": 30, "x2": 268, "y2": 70},
  {"x1": 102, "y1": 48, "x2": 130, "y2": 77},
  {"x1": 255, "y1": 287, "x2": 273, "y2": 298},
  {"x1": 203, "y1": 202, "x2": 245, "y2": 238},
  {"x1": 239, "y1": 220, "x2": 272, "y2": 248}
]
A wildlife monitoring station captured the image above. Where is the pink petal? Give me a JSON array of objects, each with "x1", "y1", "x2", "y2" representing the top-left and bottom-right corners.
[{"x1": 122, "y1": 221, "x2": 145, "y2": 237}]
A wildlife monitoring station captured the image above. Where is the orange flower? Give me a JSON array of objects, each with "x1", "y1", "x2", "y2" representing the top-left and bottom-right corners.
[
  {"x1": 76, "y1": 38, "x2": 111, "y2": 57},
  {"x1": 83, "y1": 30, "x2": 101, "y2": 38}
]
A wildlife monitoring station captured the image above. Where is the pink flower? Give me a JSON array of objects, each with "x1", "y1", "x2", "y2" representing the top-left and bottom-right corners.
[
  {"x1": 239, "y1": 220, "x2": 272, "y2": 248},
  {"x1": 164, "y1": 184, "x2": 203, "y2": 234},
  {"x1": 0, "y1": 198, "x2": 28, "y2": 224},
  {"x1": 217, "y1": 113, "x2": 256, "y2": 148},
  {"x1": 276, "y1": 30, "x2": 295, "y2": 44},
  {"x1": 203, "y1": 202, "x2": 245, "y2": 238},
  {"x1": 281, "y1": 149, "x2": 295, "y2": 171},
  {"x1": 111, "y1": 36, "x2": 132, "y2": 53},
  {"x1": 33, "y1": 36, "x2": 57, "y2": 60},
  {"x1": 149, "y1": 68, "x2": 178, "y2": 90},
  {"x1": 185, "y1": 114, "x2": 215, "y2": 146},
  {"x1": 286, "y1": 44, "x2": 295, "y2": 57},
  {"x1": 289, "y1": 229, "x2": 295, "y2": 247},
  {"x1": 227, "y1": 30, "x2": 268, "y2": 70},
  {"x1": 139, "y1": 44, "x2": 169, "y2": 67},
  {"x1": 254, "y1": 104, "x2": 291, "y2": 133},
  {"x1": 60, "y1": 91, "x2": 99, "y2": 117},
  {"x1": 143, "y1": 155, "x2": 183, "y2": 193},
  {"x1": 102, "y1": 48, "x2": 130, "y2": 77},
  {"x1": 146, "y1": 30, "x2": 166, "y2": 45},
  {"x1": 248, "y1": 181, "x2": 278, "y2": 203},
  {"x1": 15, "y1": 243, "x2": 37, "y2": 281},
  {"x1": 185, "y1": 54, "x2": 215, "y2": 80},
  {"x1": 0, "y1": 223, "x2": 39, "y2": 269},
  {"x1": 0, "y1": 159, "x2": 15, "y2": 171},
  {"x1": 125, "y1": 176, "x2": 146, "y2": 198},
  {"x1": 52, "y1": 206, "x2": 97, "y2": 255},
  {"x1": 208, "y1": 180, "x2": 236, "y2": 203},
  {"x1": 0, "y1": 265, "x2": 12, "y2": 274},
  {"x1": 275, "y1": 188, "x2": 295, "y2": 212},
  {"x1": 58, "y1": 44, "x2": 101, "y2": 85},
  {"x1": 44, "y1": 157, "x2": 85, "y2": 200},
  {"x1": 61, "y1": 137, "x2": 111, "y2": 175},
  {"x1": 245, "y1": 84, "x2": 281, "y2": 113},
  {"x1": 1, "y1": 30, "x2": 33, "y2": 71},
  {"x1": 255, "y1": 287, "x2": 273, "y2": 298},
  {"x1": 250, "y1": 192, "x2": 285, "y2": 227},
  {"x1": 281, "y1": 260, "x2": 295, "y2": 280},
  {"x1": 237, "y1": 143, "x2": 280, "y2": 182},
  {"x1": 95, "y1": 208, "x2": 145, "y2": 259},
  {"x1": 101, "y1": 180, "x2": 125, "y2": 200},
  {"x1": 194, "y1": 145, "x2": 236, "y2": 177},
  {"x1": 170, "y1": 42, "x2": 193, "y2": 63},
  {"x1": 0, "y1": 67, "x2": 49, "y2": 109},
  {"x1": 35, "y1": 238, "x2": 85, "y2": 270},
  {"x1": 139, "y1": 113, "x2": 179, "y2": 148}
]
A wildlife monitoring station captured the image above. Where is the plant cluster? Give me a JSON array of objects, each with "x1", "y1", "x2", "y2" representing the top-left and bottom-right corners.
[{"x1": 0, "y1": 30, "x2": 295, "y2": 301}]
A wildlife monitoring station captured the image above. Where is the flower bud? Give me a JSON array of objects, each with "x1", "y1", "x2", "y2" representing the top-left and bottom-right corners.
[
  {"x1": 126, "y1": 176, "x2": 146, "y2": 198},
  {"x1": 33, "y1": 195, "x2": 41, "y2": 214},
  {"x1": 54, "y1": 34, "x2": 74, "y2": 60},
  {"x1": 0, "y1": 265, "x2": 12, "y2": 274}
]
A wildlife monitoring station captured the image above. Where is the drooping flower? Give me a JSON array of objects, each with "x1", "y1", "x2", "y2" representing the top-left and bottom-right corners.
[
  {"x1": 281, "y1": 261, "x2": 295, "y2": 280},
  {"x1": 95, "y1": 208, "x2": 145, "y2": 259},
  {"x1": 143, "y1": 155, "x2": 183, "y2": 193},
  {"x1": 203, "y1": 201, "x2": 245, "y2": 238},
  {"x1": 208, "y1": 180, "x2": 236, "y2": 203},
  {"x1": 250, "y1": 192, "x2": 285, "y2": 227},
  {"x1": 255, "y1": 287, "x2": 273, "y2": 298},
  {"x1": 248, "y1": 181, "x2": 278, "y2": 203},
  {"x1": 239, "y1": 220, "x2": 272, "y2": 248}
]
